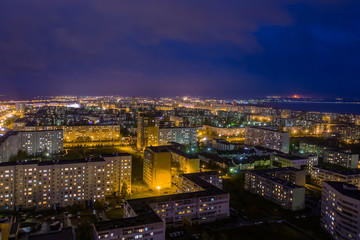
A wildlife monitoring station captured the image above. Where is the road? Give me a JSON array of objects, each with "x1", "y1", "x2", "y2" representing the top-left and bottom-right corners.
[
  {"x1": 305, "y1": 184, "x2": 322, "y2": 192},
  {"x1": 0, "y1": 110, "x2": 17, "y2": 134}
]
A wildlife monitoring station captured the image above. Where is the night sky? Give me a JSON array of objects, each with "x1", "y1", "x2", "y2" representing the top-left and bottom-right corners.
[{"x1": 1, "y1": 0, "x2": 359, "y2": 99}]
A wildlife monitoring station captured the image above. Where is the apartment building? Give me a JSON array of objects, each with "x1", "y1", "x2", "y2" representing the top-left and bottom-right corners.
[
  {"x1": 311, "y1": 166, "x2": 360, "y2": 187},
  {"x1": 158, "y1": 127, "x2": 198, "y2": 147},
  {"x1": 137, "y1": 113, "x2": 160, "y2": 150},
  {"x1": 321, "y1": 181, "x2": 360, "y2": 239},
  {"x1": 94, "y1": 205, "x2": 165, "y2": 240},
  {"x1": 203, "y1": 125, "x2": 245, "y2": 137},
  {"x1": 102, "y1": 153, "x2": 132, "y2": 194},
  {"x1": 211, "y1": 138, "x2": 243, "y2": 151},
  {"x1": 0, "y1": 132, "x2": 18, "y2": 163},
  {"x1": 18, "y1": 130, "x2": 63, "y2": 155},
  {"x1": 13, "y1": 122, "x2": 121, "y2": 147},
  {"x1": 0, "y1": 154, "x2": 131, "y2": 210},
  {"x1": 93, "y1": 172, "x2": 229, "y2": 240},
  {"x1": 244, "y1": 127, "x2": 290, "y2": 154},
  {"x1": 169, "y1": 148, "x2": 200, "y2": 174},
  {"x1": 143, "y1": 146, "x2": 172, "y2": 189},
  {"x1": 146, "y1": 127, "x2": 198, "y2": 148},
  {"x1": 137, "y1": 112, "x2": 197, "y2": 150},
  {"x1": 323, "y1": 149, "x2": 359, "y2": 169},
  {"x1": 63, "y1": 125, "x2": 121, "y2": 147},
  {"x1": 244, "y1": 168, "x2": 306, "y2": 211},
  {"x1": 270, "y1": 154, "x2": 318, "y2": 171},
  {"x1": 299, "y1": 141, "x2": 328, "y2": 157},
  {"x1": 178, "y1": 171, "x2": 223, "y2": 192},
  {"x1": 0, "y1": 130, "x2": 63, "y2": 162}
]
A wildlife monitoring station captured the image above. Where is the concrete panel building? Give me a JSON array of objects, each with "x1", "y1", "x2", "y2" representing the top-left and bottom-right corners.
[
  {"x1": 0, "y1": 155, "x2": 131, "y2": 210},
  {"x1": 244, "y1": 168, "x2": 306, "y2": 211},
  {"x1": 169, "y1": 148, "x2": 200, "y2": 174},
  {"x1": 323, "y1": 149, "x2": 359, "y2": 169},
  {"x1": 245, "y1": 127, "x2": 290, "y2": 154},
  {"x1": 321, "y1": 182, "x2": 360, "y2": 239},
  {"x1": 270, "y1": 154, "x2": 318, "y2": 172},
  {"x1": 311, "y1": 166, "x2": 360, "y2": 187},
  {"x1": 0, "y1": 130, "x2": 63, "y2": 162},
  {"x1": 143, "y1": 146, "x2": 172, "y2": 189}
]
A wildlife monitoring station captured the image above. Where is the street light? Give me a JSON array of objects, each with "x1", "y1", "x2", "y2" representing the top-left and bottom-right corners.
[{"x1": 156, "y1": 186, "x2": 161, "y2": 195}]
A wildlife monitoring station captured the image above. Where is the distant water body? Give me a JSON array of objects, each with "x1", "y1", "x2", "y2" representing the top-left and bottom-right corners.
[{"x1": 259, "y1": 102, "x2": 360, "y2": 115}]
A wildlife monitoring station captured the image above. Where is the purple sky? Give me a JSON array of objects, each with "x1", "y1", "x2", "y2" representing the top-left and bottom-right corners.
[{"x1": 1, "y1": 0, "x2": 359, "y2": 99}]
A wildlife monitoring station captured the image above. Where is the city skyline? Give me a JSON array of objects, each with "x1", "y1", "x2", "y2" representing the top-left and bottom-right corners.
[{"x1": 1, "y1": 0, "x2": 360, "y2": 99}]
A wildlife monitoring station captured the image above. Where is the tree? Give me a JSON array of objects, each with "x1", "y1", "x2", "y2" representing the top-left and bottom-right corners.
[
  {"x1": 120, "y1": 128, "x2": 130, "y2": 137},
  {"x1": 120, "y1": 182, "x2": 128, "y2": 200},
  {"x1": 10, "y1": 150, "x2": 30, "y2": 162},
  {"x1": 202, "y1": 231, "x2": 215, "y2": 240},
  {"x1": 76, "y1": 222, "x2": 93, "y2": 240},
  {"x1": 93, "y1": 199, "x2": 105, "y2": 210},
  {"x1": 219, "y1": 233, "x2": 229, "y2": 240}
]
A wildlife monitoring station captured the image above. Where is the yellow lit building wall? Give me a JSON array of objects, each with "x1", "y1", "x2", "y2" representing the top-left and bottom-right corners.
[
  {"x1": 153, "y1": 151, "x2": 172, "y2": 189},
  {"x1": 147, "y1": 126, "x2": 159, "y2": 147},
  {"x1": 0, "y1": 221, "x2": 10, "y2": 240},
  {"x1": 171, "y1": 152, "x2": 200, "y2": 174},
  {"x1": 63, "y1": 125, "x2": 121, "y2": 143},
  {"x1": 183, "y1": 158, "x2": 200, "y2": 174},
  {"x1": 144, "y1": 148, "x2": 172, "y2": 189}
]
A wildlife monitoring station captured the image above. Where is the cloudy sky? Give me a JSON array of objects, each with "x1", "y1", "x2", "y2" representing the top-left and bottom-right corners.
[{"x1": 0, "y1": 0, "x2": 359, "y2": 99}]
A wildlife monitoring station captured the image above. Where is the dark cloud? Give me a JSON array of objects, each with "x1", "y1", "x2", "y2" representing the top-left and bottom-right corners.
[{"x1": 0, "y1": 0, "x2": 358, "y2": 98}]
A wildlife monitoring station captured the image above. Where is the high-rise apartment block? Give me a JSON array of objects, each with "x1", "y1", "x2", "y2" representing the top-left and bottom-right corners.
[
  {"x1": 321, "y1": 181, "x2": 360, "y2": 239},
  {"x1": 102, "y1": 153, "x2": 132, "y2": 194},
  {"x1": 143, "y1": 146, "x2": 172, "y2": 189},
  {"x1": 0, "y1": 130, "x2": 63, "y2": 162},
  {"x1": 244, "y1": 168, "x2": 306, "y2": 211},
  {"x1": 245, "y1": 127, "x2": 290, "y2": 153},
  {"x1": 137, "y1": 113, "x2": 160, "y2": 150},
  {"x1": 0, "y1": 154, "x2": 131, "y2": 210},
  {"x1": 137, "y1": 113, "x2": 197, "y2": 150}
]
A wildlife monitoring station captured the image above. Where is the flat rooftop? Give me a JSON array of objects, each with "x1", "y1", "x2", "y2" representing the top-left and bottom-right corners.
[
  {"x1": 0, "y1": 158, "x2": 106, "y2": 168},
  {"x1": 95, "y1": 172, "x2": 227, "y2": 232},
  {"x1": 146, "y1": 146, "x2": 170, "y2": 153},
  {"x1": 247, "y1": 167, "x2": 305, "y2": 189},
  {"x1": 101, "y1": 153, "x2": 132, "y2": 157},
  {"x1": 272, "y1": 154, "x2": 308, "y2": 160},
  {"x1": 325, "y1": 181, "x2": 360, "y2": 201},
  {"x1": 313, "y1": 165, "x2": 360, "y2": 175},
  {"x1": 167, "y1": 147, "x2": 198, "y2": 159}
]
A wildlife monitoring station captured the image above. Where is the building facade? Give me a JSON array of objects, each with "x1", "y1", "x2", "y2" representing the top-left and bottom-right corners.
[
  {"x1": 94, "y1": 172, "x2": 229, "y2": 240},
  {"x1": 103, "y1": 153, "x2": 132, "y2": 195},
  {"x1": 244, "y1": 127, "x2": 290, "y2": 153},
  {"x1": 321, "y1": 181, "x2": 360, "y2": 239},
  {"x1": 0, "y1": 155, "x2": 131, "y2": 210},
  {"x1": 63, "y1": 125, "x2": 121, "y2": 147},
  {"x1": 136, "y1": 113, "x2": 160, "y2": 150},
  {"x1": 323, "y1": 149, "x2": 359, "y2": 169},
  {"x1": 244, "y1": 168, "x2": 306, "y2": 211},
  {"x1": 0, "y1": 130, "x2": 63, "y2": 162},
  {"x1": 311, "y1": 166, "x2": 360, "y2": 187},
  {"x1": 143, "y1": 146, "x2": 172, "y2": 189},
  {"x1": 270, "y1": 154, "x2": 318, "y2": 171},
  {"x1": 169, "y1": 148, "x2": 200, "y2": 174}
]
